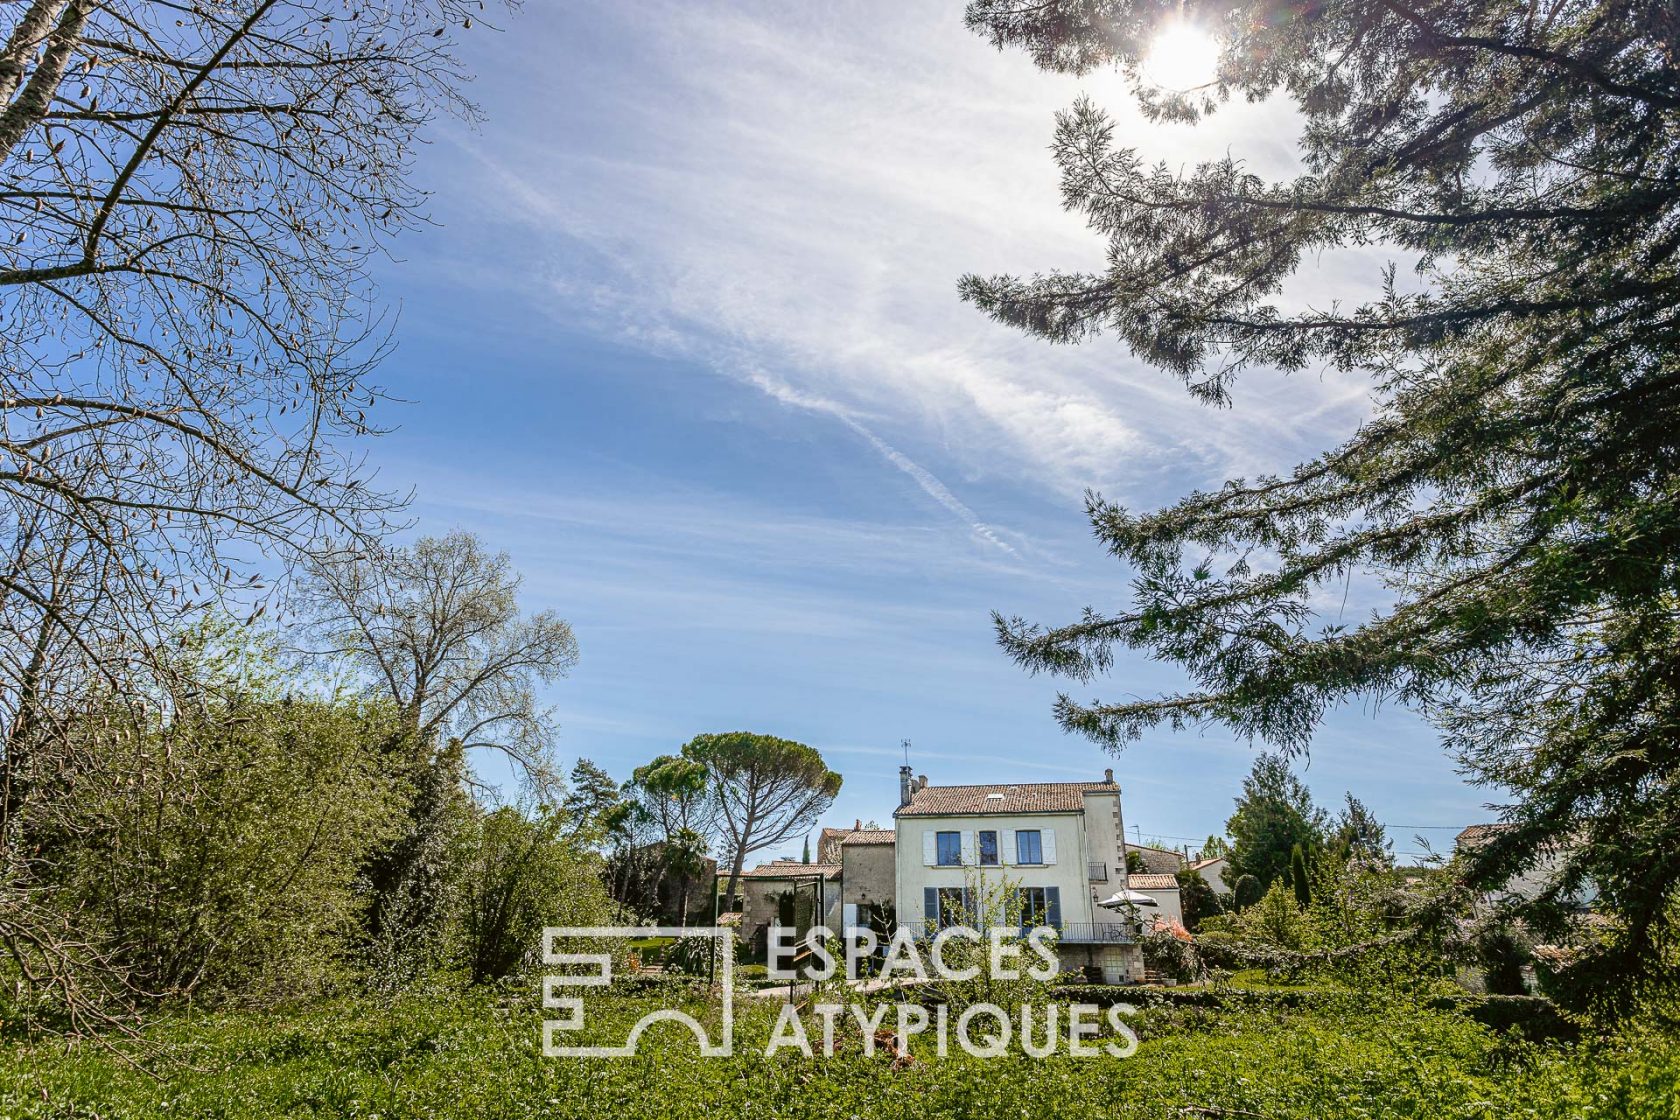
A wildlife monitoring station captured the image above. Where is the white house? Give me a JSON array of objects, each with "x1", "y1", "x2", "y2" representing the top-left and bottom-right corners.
[
  {"x1": 1188, "y1": 855, "x2": 1229, "y2": 893},
  {"x1": 892, "y1": 766, "x2": 1144, "y2": 984},
  {"x1": 1455, "y1": 823, "x2": 1597, "y2": 909},
  {"x1": 1127, "y1": 873, "x2": 1184, "y2": 929}
]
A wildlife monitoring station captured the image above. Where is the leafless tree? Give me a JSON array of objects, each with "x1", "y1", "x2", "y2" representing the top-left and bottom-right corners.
[
  {"x1": 0, "y1": 0, "x2": 507, "y2": 728},
  {"x1": 299, "y1": 530, "x2": 579, "y2": 775},
  {"x1": 298, "y1": 530, "x2": 576, "y2": 974},
  {"x1": 1, "y1": 0, "x2": 510, "y2": 1024}
]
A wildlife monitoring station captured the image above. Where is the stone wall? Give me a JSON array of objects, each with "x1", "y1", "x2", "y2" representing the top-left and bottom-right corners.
[{"x1": 840, "y1": 842, "x2": 895, "y2": 920}]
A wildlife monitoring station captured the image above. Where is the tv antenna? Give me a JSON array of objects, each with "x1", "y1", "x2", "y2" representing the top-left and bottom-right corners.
[{"x1": 901, "y1": 738, "x2": 911, "y2": 766}]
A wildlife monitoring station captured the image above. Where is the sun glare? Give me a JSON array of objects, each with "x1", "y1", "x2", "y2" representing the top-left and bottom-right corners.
[{"x1": 1141, "y1": 21, "x2": 1221, "y2": 93}]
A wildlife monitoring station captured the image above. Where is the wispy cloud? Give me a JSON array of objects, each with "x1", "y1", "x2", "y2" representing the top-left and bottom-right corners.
[
  {"x1": 736, "y1": 363, "x2": 1018, "y2": 556},
  {"x1": 440, "y1": 0, "x2": 1383, "y2": 512},
  {"x1": 374, "y1": 0, "x2": 1477, "y2": 842}
]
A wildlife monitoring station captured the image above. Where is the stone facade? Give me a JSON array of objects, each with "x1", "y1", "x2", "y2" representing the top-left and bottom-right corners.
[
  {"x1": 839, "y1": 834, "x2": 896, "y2": 930},
  {"x1": 735, "y1": 862, "x2": 840, "y2": 957},
  {"x1": 1126, "y1": 843, "x2": 1188, "y2": 875}
]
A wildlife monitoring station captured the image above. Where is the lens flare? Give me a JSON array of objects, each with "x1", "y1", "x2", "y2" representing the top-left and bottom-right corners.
[{"x1": 1141, "y1": 21, "x2": 1221, "y2": 92}]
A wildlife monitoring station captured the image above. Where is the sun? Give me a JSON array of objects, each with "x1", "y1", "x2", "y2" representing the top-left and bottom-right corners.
[{"x1": 1141, "y1": 20, "x2": 1221, "y2": 92}]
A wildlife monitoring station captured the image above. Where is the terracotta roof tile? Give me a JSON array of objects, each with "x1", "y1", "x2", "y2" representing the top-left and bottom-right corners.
[
  {"x1": 896, "y1": 780, "x2": 1118, "y2": 817},
  {"x1": 818, "y1": 825, "x2": 895, "y2": 860},
  {"x1": 1128, "y1": 873, "x2": 1181, "y2": 890},
  {"x1": 739, "y1": 860, "x2": 841, "y2": 881},
  {"x1": 838, "y1": 829, "x2": 896, "y2": 846},
  {"x1": 1456, "y1": 823, "x2": 1513, "y2": 845}
]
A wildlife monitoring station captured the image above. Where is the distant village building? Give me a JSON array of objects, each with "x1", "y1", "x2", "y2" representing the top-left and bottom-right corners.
[
  {"x1": 837, "y1": 827, "x2": 895, "y2": 935},
  {"x1": 606, "y1": 843, "x2": 717, "y2": 926},
  {"x1": 1187, "y1": 854, "x2": 1229, "y2": 893},
  {"x1": 1125, "y1": 842, "x2": 1188, "y2": 875},
  {"x1": 892, "y1": 765, "x2": 1144, "y2": 984},
  {"x1": 1126, "y1": 873, "x2": 1184, "y2": 929},
  {"x1": 734, "y1": 860, "x2": 841, "y2": 957},
  {"x1": 1454, "y1": 823, "x2": 1597, "y2": 908},
  {"x1": 726, "y1": 762, "x2": 1178, "y2": 983}
]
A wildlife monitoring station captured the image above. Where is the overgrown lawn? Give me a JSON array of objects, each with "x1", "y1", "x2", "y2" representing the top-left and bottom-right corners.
[{"x1": 0, "y1": 992, "x2": 1673, "y2": 1119}]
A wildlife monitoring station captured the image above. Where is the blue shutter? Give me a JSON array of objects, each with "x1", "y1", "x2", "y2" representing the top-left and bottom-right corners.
[
  {"x1": 1045, "y1": 886, "x2": 1062, "y2": 929},
  {"x1": 924, "y1": 887, "x2": 939, "y2": 933}
]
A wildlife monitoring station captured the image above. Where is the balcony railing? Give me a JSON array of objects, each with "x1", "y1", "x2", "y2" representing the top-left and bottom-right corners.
[
  {"x1": 1054, "y1": 921, "x2": 1137, "y2": 944},
  {"x1": 1088, "y1": 861, "x2": 1109, "y2": 882},
  {"x1": 919, "y1": 920, "x2": 1139, "y2": 944}
]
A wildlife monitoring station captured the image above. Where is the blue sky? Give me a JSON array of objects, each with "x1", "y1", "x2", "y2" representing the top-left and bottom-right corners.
[{"x1": 358, "y1": 0, "x2": 1494, "y2": 861}]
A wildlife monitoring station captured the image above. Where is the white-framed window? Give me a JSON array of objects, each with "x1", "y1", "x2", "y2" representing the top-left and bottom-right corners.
[{"x1": 1016, "y1": 829, "x2": 1044, "y2": 864}]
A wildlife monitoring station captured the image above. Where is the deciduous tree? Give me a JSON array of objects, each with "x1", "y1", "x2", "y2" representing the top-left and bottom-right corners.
[
  {"x1": 455, "y1": 803, "x2": 610, "y2": 984},
  {"x1": 300, "y1": 531, "x2": 577, "y2": 967},
  {"x1": 0, "y1": 0, "x2": 505, "y2": 1017},
  {"x1": 0, "y1": 0, "x2": 498, "y2": 798}
]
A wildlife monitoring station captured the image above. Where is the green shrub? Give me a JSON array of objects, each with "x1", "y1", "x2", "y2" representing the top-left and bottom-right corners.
[
  {"x1": 39, "y1": 657, "x2": 404, "y2": 1005},
  {"x1": 454, "y1": 804, "x2": 612, "y2": 984}
]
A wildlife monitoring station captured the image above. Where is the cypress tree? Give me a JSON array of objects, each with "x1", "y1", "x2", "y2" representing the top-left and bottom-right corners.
[{"x1": 1289, "y1": 844, "x2": 1311, "y2": 908}]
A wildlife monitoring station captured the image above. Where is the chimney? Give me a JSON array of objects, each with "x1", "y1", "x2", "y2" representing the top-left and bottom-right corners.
[
  {"x1": 918, "y1": 774, "x2": 928, "y2": 790},
  {"x1": 899, "y1": 765, "x2": 914, "y2": 807},
  {"x1": 1104, "y1": 768, "x2": 1114, "y2": 783},
  {"x1": 854, "y1": 818, "x2": 861, "y2": 830}
]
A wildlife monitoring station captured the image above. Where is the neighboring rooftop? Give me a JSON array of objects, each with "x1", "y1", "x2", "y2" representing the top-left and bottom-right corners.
[
  {"x1": 738, "y1": 860, "x2": 841, "y2": 881},
  {"x1": 896, "y1": 779, "x2": 1119, "y2": 817},
  {"x1": 1456, "y1": 823, "x2": 1514, "y2": 846},
  {"x1": 1127, "y1": 873, "x2": 1181, "y2": 891},
  {"x1": 817, "y1": 821, "x2": 895, "y2": 861},
  {"x1": 838, "y1": 829, "x2": 895, "y2": 847},
  {"x1": 1128, "y1": 842, "x2": 1186, "y2": 858}
]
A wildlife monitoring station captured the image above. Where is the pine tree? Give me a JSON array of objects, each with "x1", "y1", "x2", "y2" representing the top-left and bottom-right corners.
[
  {"x1": 1224, "y1": 754, "x2": 1325, "y2": 895},
  {"x1": 1333, "y1": 795, "x2": 1393, "y2": 866},
  {"x1": 965, "y1": 0, "x2": 1680, "y2": 1004}
]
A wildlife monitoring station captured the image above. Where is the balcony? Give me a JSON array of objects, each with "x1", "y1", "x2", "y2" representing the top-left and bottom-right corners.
[
  {"x1": 1054, "y1": 921, "x2": 1137, "y2": 944},
  {"x1": 1088, "y1": 861, "x2": 1109, "y2": 882}
]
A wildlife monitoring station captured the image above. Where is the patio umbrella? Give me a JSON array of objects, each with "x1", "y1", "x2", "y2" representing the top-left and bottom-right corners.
[{"x1": 1097, "y1": 889, "x2": 1159, "y2": 909}]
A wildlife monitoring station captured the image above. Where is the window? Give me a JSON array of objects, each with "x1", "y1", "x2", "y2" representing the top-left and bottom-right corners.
[
  {"x1": 936, "y1": 887, "x2": 967, "y2": 928},
  {"x1": 1016, "y1": 829, "x2": 1044, "y2": 865},
  {"x1": 1016, "y1": 886, "x2": 1061, "y2": 930},
  {"x1": 936, "y1": 830, "x2": 962, "y2": 866},
  {"x1": 978, "y1": 830, "x2": 999, "y2": 866},
  {"x1": 1019, "y1": 886, "x2": 1049, "y2": 927}
]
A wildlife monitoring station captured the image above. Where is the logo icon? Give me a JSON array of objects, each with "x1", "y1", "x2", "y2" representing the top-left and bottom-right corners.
[{"x1": 541, "y1": 926, "x2": 734, "y2": 1057}]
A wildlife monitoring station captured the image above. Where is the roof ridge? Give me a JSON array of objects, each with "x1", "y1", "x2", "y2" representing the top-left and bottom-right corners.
[{"x1": 920, "y1": 779, "x2": 1115, "y2": 788}]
